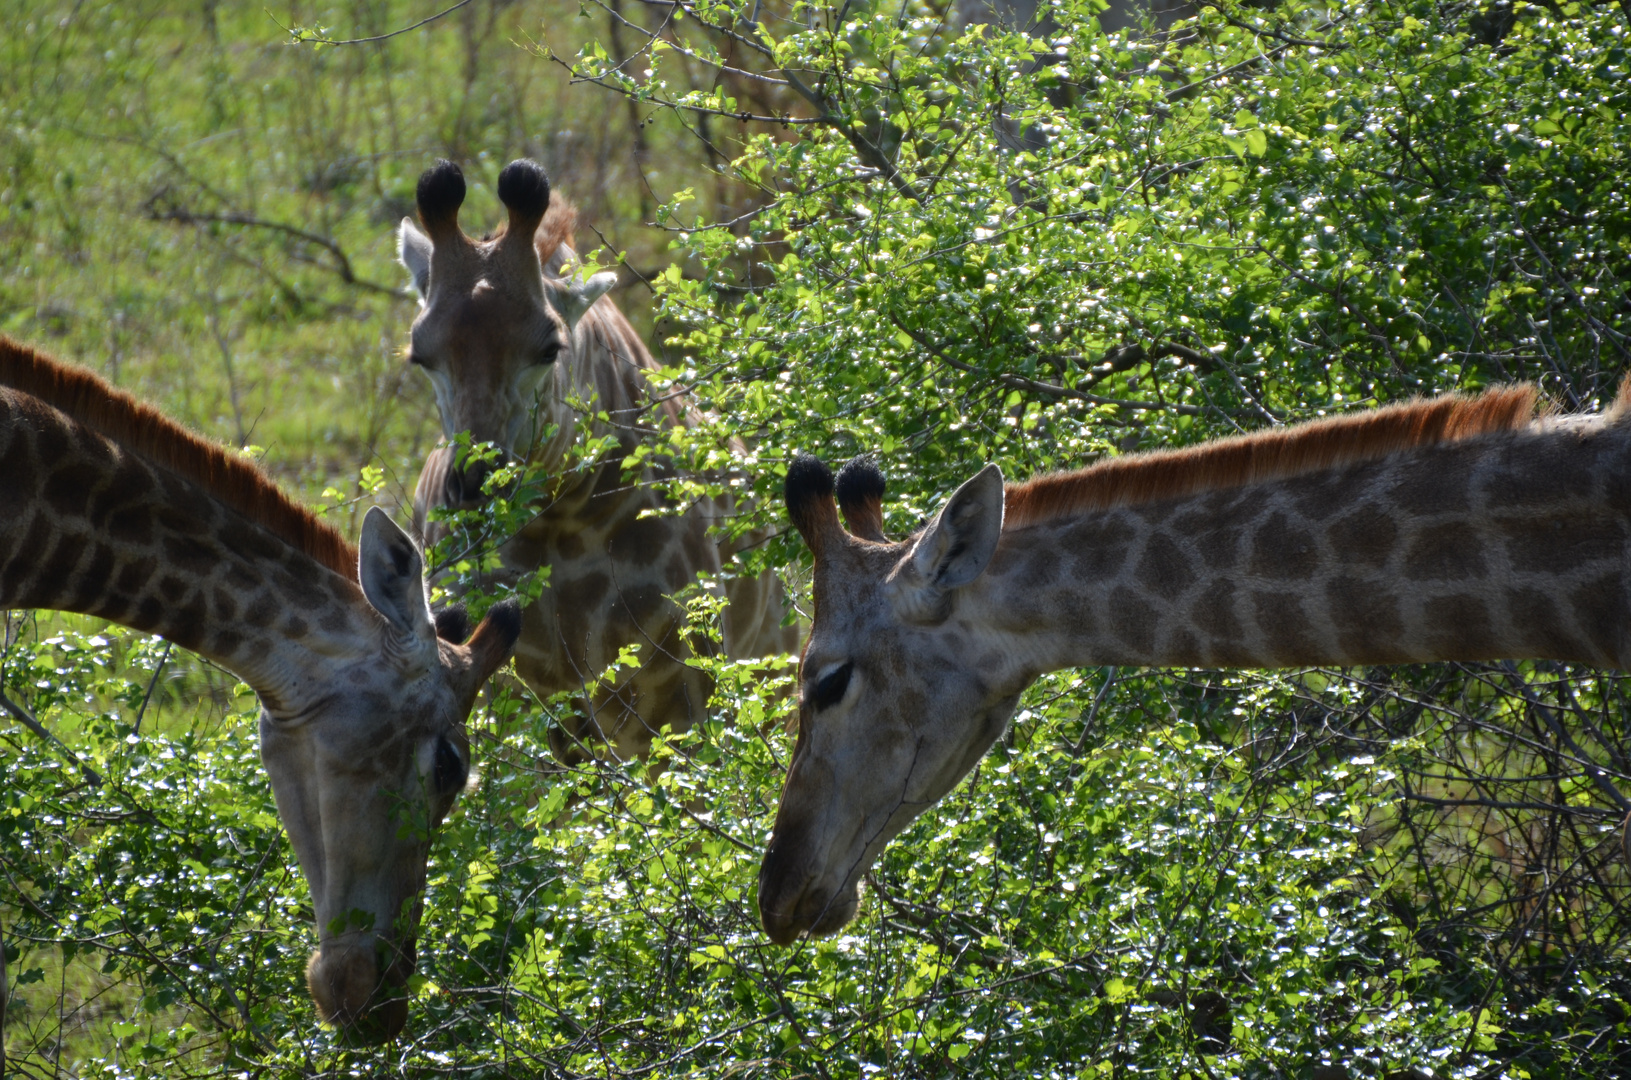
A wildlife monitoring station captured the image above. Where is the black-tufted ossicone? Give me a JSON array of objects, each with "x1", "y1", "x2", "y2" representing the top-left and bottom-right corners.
[
  {"x1": 496, "y1": 159, "x2": 551, "y2": 221},
  {"x1": 433, "y1": 604, "x2": 471, "y2": 645},
  {"x1": 835, "y1": 456, "x2": 888, "y2": 541},
  {"x1": 463, "y1": 597, "x2": 524, "y2": 686},
  {"x1": 482, "y1": 597, "x2": 525, "y2": 651},
  {"x1": 786, "y1": 453, "x2": 834, "y2": 514},
  {"x1": 416, "y1": 159, "x2": 467, "y2": 234},
  {"x1": 786, "y1": 453, "x2": 843, "y2": 552}
]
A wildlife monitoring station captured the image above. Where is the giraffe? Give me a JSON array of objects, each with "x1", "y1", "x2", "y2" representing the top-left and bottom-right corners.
[
  {"x1": 397, "y1": 158, "x2": 797, "y2": 763},
  {"x1": 757, "y1": 385, "x2": 1631, "y2": 943},
  {"x1": 0, "y1": 335, "x2": 521, "y2": 1041}
]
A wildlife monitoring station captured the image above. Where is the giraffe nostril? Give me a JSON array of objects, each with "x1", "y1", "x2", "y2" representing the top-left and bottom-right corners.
[{"x1": 462, "y1": 458, "x2": 491, "y2": 500}]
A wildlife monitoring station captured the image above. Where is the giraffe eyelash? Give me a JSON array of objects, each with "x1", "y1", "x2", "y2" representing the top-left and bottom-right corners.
[{"x1": 808, "y1": 662, "x2": 854, "y2": 712}]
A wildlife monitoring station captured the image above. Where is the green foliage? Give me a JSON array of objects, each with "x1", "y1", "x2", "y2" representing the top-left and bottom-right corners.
[
  {"x1": 5, "y1": 0, "x2": 1631, "y2": 1077},
  {"x1": 634, "y1": 0, "x2": 1630, "y2": 530},
  {"x1": 20, "y1": 617, "x2": 1614, "y2": 1076}
]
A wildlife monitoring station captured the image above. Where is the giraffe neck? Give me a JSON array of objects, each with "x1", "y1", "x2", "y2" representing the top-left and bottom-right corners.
[
  {"x1": 967, "y1": 418, "x2": 1631, "y2": 679},
  {"x1": 0, "y1": 390, "x2": 373, "y2": 716},
  {"x1": 534, "y1": 293, "x2": 686, "y2": 486}
]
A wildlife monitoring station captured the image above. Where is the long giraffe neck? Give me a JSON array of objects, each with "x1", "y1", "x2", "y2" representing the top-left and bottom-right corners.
[
  {"x1": 0, "y1": 388, "x2": 372, "y2": 715},
  {"x1": 971, "y1": 417, "x2": 1631, "y2": 675}
]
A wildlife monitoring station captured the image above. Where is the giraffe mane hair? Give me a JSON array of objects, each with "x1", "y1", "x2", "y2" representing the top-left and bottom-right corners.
[
  {"x1": 534, "y1": 195, "x2": 578, "y2": 266},
  {"x1": 1004, "y1": 385, "x2": 1539, "y2": 528},
  {"x1": 483, "y1": 193, "x2": 576, "y2": 256},
  {"x1": 0, "y1": 335, "x2": 359, "y2": 580}
]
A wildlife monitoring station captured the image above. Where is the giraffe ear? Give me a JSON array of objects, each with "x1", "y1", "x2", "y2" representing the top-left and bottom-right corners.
[
  {"x1": 912, "y1": 464, "x2": 1005, "y2": 590},
  {"x1": 358, "y1": 507, "x2": 435, "y2": 644},
  {"x1": 465, "y1": 598, "x2": 523, "y2": 686},
  {"x1": 398, "y1": 218, "x2": 434, "y2": 299},
  {"x1": 549, "y1": 271, "x2": 618, "y2": 329}
]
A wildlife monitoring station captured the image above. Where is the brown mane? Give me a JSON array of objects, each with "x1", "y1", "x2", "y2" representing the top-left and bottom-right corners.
[
  {"x1": 534, "y1": 195, "x2": 578, "y2": 267},
  {"x1": 1004, "y1": 386, "x2": 1538, "y2": 528},
  {"x1": 0, "y1": 335, "x2": 357, "y2": 580}
]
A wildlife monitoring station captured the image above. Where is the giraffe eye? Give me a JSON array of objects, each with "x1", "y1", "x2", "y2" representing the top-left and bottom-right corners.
[
  {"x1": 808, "y1": 663, "x2": 854, "y2": 712},
  {"x1": 433, "y1": 737, "x2": 468, "y2": 796}
]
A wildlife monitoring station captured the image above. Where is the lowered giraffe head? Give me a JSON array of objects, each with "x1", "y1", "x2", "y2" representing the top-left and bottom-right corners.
[
  {"x1": 397, "y1": 159, "x2": 617, "y2": 508},
  {"x1": 758, "y1": 387, "x2": 1623, "y2": 943},
  {"x1": 276, "y1": 513, "x2": 523, "y2": 1043},
  {"x1": 759, "y1": 455, "x2": 1022, "y2": 944},
  {"x1": 0, "y1": 336, "x2": 526, "y2": 1041}
]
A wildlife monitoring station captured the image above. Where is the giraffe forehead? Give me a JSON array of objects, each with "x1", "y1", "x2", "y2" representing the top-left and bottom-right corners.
[
  {"x1": 813, "y1": 540, "x2": 907, "y2": 605},
  {"x1": 430, "y1": 285, "x2": 562, "y2": 364},
  {"x1": 336, "y1": 661, "x2": 463, "y2": 725}
]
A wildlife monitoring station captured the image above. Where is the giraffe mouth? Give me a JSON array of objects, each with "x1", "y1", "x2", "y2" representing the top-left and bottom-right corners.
[
  {"x1": 757, "y1": 848, "x2": 864, "y2": 946},
  {"x1": 305, "y1": 937, "x2": 416, "y2": 1044},
  {"x1": 759, "y1": 880, "x2": 862, "y2": 946},
  {"x1": 443, "y1": 446, "x2": 515, "y2": 509}
]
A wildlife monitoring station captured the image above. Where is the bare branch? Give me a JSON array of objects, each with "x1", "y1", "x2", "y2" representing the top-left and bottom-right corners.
[
  {"x1": 891, "y1": 314, "x2": 1228, "y2": 417},
  {"x1": 144, "y1": 195, "x2": 411, "y2": 299},
  {"x1": 269, "y1": 0, "x2": 476, "y2": 47}
]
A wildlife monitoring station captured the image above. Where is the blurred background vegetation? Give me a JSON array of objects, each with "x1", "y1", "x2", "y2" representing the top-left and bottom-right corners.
[
  {"x1": 0, "y1": 0, "x2": 710, "y2": 521},
  {"x1": 4, "y1": 0, "x2": 1631, "y2": 1076}
]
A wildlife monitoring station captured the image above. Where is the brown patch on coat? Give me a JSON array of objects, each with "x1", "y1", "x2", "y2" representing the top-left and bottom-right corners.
[
  {"x1": 1135, "y1": 533, "x2": 1197, "y2": 600},
  {"x1": 1252, "y1": 590, "x2": 1316, "y2": 661},
  {"x1": 1423, "y1": 594, "x2": 1496, "y2": 657},
  {"x1": 1191, "y1": 579, "x2": 1243, "y2": 639},
  {"x1": 1327, "y1": 575, "x2": 1404, "y2": 658},
  {"x1": 1506, "y1": 587, "x2": 1587, "y2": 659},
  {"x1": 1326, "y1": 505, "x2": 1398, "y2": 569},
  {"x1": 1108, "y1": 585, "x2": 1157, "y2": 655},
  {"x1": 1403, "y1": 523, "x2": 1487, "y2": 581},
  {"x1": 1247, "y1": 513, "x2": 1318, "y2": 580}
]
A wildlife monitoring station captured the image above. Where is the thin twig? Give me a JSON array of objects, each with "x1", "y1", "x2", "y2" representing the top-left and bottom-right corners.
[
  {"x1": 891, "y1": 314, "x2": 1224, "y2": 417},
  {"x1": 0, "y1": 689, "x2": 102, "y2": 787},
  {"x1": 145, "y1": 198, "x2": 410, "y2": 298},
  {"x1": 1501, "y1": 663, "x2": 1631, "y2": 813},
  {"x1": 268, "y1": 0, "x2": 475, "y2": 47},
  {"x1": 132, "y1": 640, "x2": 173, "y2": 736}
]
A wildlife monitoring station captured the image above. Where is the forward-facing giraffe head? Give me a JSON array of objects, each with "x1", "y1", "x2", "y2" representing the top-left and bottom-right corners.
[
  {"x1": 0, "y1": 337, "x2": 526, "y2": 1040},
  {"x1": 397, "y1": 159, "x2": 617, "y2": 507}
]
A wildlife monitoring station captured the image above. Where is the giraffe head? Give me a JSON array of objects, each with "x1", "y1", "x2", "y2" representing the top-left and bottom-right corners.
[
  {"x1": 397, "y1": 159, "x2": 617, "y2": 509},
  {"x1": 262, "y1": 508, "x2": 522, "y2": 1042},
  {"x1": 758, "y1": 456, "x2": 1027, "y2": 944}
]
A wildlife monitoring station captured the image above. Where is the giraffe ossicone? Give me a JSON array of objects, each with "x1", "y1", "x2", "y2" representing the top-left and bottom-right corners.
[
  {"x1": 760, "y1": 386, "x2": 1631, "y2": 944},
  {"x1": 0, "y1": 335, "x2": 522, "y2": 1042},
  {"x1": 397, "y1": 158, "x2": 796, "y2": 763}
]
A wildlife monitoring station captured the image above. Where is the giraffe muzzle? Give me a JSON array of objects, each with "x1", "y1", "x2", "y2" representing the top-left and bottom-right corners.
[
  {"x1": 757, "y1": 850, "x2": 862, "y2": 945},
  {"x1": 305, "y1": 937, "x2": 414, "y2": 1043},
  {"x1": 444, "y1": 451, "x2": 511, "y2": 509}
]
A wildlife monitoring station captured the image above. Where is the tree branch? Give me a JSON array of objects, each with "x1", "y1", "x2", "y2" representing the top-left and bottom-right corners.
[
  {"x1": 891, "y1": 314, "x2": 1225, "y2": 417},
  {"x1": 270, "y1": 0, "x2": 476, "y2": 47},
  {"x1": 143, "y1": 195, "x2": 410, "y2": 299},
  {"x1": 0, "y1": 689, "x2": 101, "y2": 787}
]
